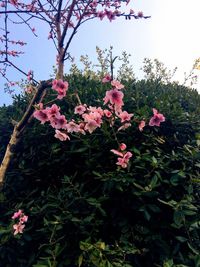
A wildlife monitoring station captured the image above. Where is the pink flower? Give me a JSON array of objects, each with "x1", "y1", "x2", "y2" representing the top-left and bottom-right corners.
[
  {"x1": 84, "y1": 119, "x2": 99, "y2": 133},
  {"x1": 118, "y1": 123, "x2": 132, "y2": 131},
  {"x1": 50, "y1": 114, "x2": 67, "y2": 129},
  {"x1": 111, "y1": 80, "x2": 124, "y2": 90},
  {"x1": 54, "y1": 130, "x2": 70, "y2": 141},
  {"x1": 13, "y1": 223, "x2": 25, "y2": 235},
  {"x1": 118, "y1": 111, "x2": 133, "y2": 123},
  {"x1": 103, "y1": 89, "x2": 124, "y2": 108},
  {"x1": 88, "y1": 106, "x2": 104, "y2": 116},
  {"x1": 65, "y1": 121, "x2": 80, "y2": 133},
  {"x1": 20, "y1": 215, "x2": 28, "y2": 223},
  {"x1": 110, "y1": 149, "x2": 124, "y2": 157},
  {"x1": 116, "y1": 151, "x2": 133, "y2": 168},
  {"x1": 104, "y1": 109, "x2": 112, "y2": 118},
  {"x1": 12, "y1": 209, "x2": 23, "y2": 220},
  {"x1": 74, "y1": 104, "x2": 86, "y2": 115},
  {"x1": 120, "y1": 143, "x2": 126, "y2": 151},
  {"x1": 47, "y1": 104, "x2": 60, "y2": 119},
  {"x1": 52, "y1": 79, "x2": 69, "y2": 100},
  {"x1": 10, "y1": 0, "x2": 18, "y2": 6},
  {"x1": 149, "y1": 108, "x2": 165, "y2": 127},
  {"x1": 82, "y1": 111, "x2": 102, "y2": 127},
  {"x1": 102, "y1": 74, "x2": 112, "y2": 83},
  {"x1": 137, "y1": 11, "x2": 143, "y2": 18},
  {"x1": 12, "y1": 210, "x2": 28, "y2": 236},
  {"x1": 33, "y1": 109, "x2": 49, "y2": 124},
  {"x1": 139, "y1": 120, "x2": 145, "y2": 131},
  {"x1": 27, "y1": 70, "x2": 33, "y2": 81}
]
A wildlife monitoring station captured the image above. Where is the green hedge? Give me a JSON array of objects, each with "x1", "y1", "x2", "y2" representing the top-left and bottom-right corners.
[{"x1": 0, "y1": 75, "x2": 200, "y2": 267}]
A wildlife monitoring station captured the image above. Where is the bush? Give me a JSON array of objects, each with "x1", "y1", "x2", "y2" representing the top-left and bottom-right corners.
[{"x1": 0, "y1": 74, "x2": 200, "y2": 267}]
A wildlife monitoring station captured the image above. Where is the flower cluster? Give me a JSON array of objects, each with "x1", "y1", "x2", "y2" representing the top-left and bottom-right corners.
[
  {"x1": 149, "y1": 108, "x2": 165, "y2": 127},
  {"x1": 111, "y1": 143, "x2": 133, "y2": 168},
  {"x1": 11, "y1": 209, "x2": 28, "y2": 236},
  {"x1": 52, "y1": 79, "x2": 69, "y2": 99},
  {"x1": 33, "y1": 77, "x2": 165, "y2": 169}
]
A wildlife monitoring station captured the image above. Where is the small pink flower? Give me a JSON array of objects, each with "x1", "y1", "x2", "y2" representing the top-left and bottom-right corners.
[
  {"x1": 103, "y1": 89, "x2": 124, "y2": 108},
  {"x1": 12, "y1": 209, "x2": 23, "y2": 220},
  {"x1": 137, "y1": 11, "x2": 143, "y2": 18},
  {"x1": 54, "y1": 130, "x2": 70, "y2": 141},
  {"x1": 120, "y1": 143, "x2": 126, "y2": 151},
  {"x1": 33, "y1": 109, "x2": 49, "y2": 124},
  {"x1": 50, "y1": 114, "x2": 67, "y2": 129},
  {"x1": 102, "y1": 74, "x2": 112, "y2": 83},
  {"x1": 52, "y1": 79, "x2": 69, "y2": 100},
  {"x1": 149, "y1": 108, "x2": 165, "y2": 127},
  {"x1": 110, "y1": 149, "x2": 124, "y2": 157},
  {"x1": 104, "y1": 109, "x2": 112, "y2": 118},
  {"x1": 20, "y1": 215, "x2": 28, "y2": 223},
  {"x1": 84, "y1": 119, "x2": 99, "y2": 133},
  {"x1": 13, "y1": 223, "x2": 25, "y2": 235},
  {"x1": 118, "y1": 111, "x2": 133, "y2": 123},
  {"x1": 116, "y1": 151, "x2": 133, "y2": 168},
  {"x1": 46, "y1": 104, "x2": 60, "y2": 119},
  {"x1": 111, "y1": 80, "x2": 124, "y2": 90},
  {"x1": 74, "y1": 104, "x2": 86, "y2": 115},
  {"x1": 139, "y1": 120, "x2": 145, "y2": 131},
  {"x1": 118, "y1": 123, "x2": 132, "y2": 131},
  {"x1": 65, "y1": 121, "x2": 80, "y2": 133}
]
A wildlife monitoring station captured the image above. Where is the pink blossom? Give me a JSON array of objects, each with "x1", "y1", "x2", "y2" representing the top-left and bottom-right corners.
[
  {"x1": 33, "y1": 109, "x2": 49, "y2": 124},
  {"x1": 97, "y1": 11, "x2": 106, "y2": 20},
  {"x1": 137, "y1": 11, "x2": 143, "y2": 18},
  {"x1": 82, "y1": 111, "x2": 102, "y2": 127},
  {"x1": 111, "y1": 80, "x2": 124, "y2": 90},
  {"x1": 118, "y1": 111, "x2": 133, "y2": 123},
  {"x1": 65, "y1": 121, "x2": 80, "y2": 133},
  {"x1": 102, "y1": 74, "x2": 112, "y2": 83},
  {"x1": 104, "y1": 109, "x2": 112, "y2": 118},
  {"x1": 139, "y1": 120, "x2": 145, "y2": 131},
  {"x1": 84, "y1": 119, "x2": 99, "y2": 133},
  {"x1": 13, "y1": 223, "x2": 25, "y2": 235},
  {"x1": 103, "y1": 89, "x2": 124, "y2": 108},
  {"x1": 149, "y1": 108, "x2": 165, "y2": 127},
  {"x1": 20, "y1": 215, "x2": 28, "y2": 223},
  {"x1": 116, "y1": 152, "x2": 133, "y2": 168},
  {"x1": 27, "y1": 70, "x2": 33, "y2": 81},
  {"x1": 118, "y1": 123, "x2": 132, "y2": 131},
  {"x1": 9, "y1": 0, "x2": 18, "y2": 6},
  {"x1": 74, "y1": 104, "x2": 86, "y2": 115},
  {"x1": 54, "y1": 130, "x2": 70, "y2": 141},
  {"x1": 46, "y1": 104, "x2": 60, "y2": 119},
  {"x1": 110, "y1": 149, "x2": 124, "y2": 157},
  {"x1": 120, "y1": 143, "x2": 126, "y2": 151},
  {"x1": 12, "y1": 209, "x2": 23, "y2": 219},
  {"x1": 88, "y1": 106, "x2": 104, "y2": 116},
  {"x1": 50, "y1": 114, "x2": 67, "y2": 129},
  {"x1": 52, "y1": 79, "x2": 69, "y2": 100}
]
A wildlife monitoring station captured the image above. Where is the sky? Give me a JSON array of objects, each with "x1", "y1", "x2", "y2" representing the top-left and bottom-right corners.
[{"x1": 0, "y1": 0, "x2": 200, "y2": 106}]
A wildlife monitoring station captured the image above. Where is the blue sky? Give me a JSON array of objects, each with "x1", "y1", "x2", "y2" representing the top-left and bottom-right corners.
[{"x1": 1, "y1": 0, "x2": 200, "y2": 106}]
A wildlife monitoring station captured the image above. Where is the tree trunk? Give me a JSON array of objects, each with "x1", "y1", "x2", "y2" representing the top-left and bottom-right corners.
[
  {"x1": 0, "y1": 80, "x2": 51, "y2": 189},
  {"x1": 0, "y1": 126, "x2": 19, "y2": 186}
]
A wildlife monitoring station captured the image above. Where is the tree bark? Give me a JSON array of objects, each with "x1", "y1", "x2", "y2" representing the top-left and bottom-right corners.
[{"x1": 0, "y1": 80, "x2": 51, "y2": 189}]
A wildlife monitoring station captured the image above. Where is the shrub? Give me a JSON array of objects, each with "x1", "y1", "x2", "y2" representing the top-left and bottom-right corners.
[{"x1": 0, "y1": 74, "x2": 200, "y2": 267}]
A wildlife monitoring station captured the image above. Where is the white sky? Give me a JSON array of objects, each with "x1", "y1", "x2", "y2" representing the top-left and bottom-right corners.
[{"x1": 1, "y1": 0, "x2": 200, "y2": 105}]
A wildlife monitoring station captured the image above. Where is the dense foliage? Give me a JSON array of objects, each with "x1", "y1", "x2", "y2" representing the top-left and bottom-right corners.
[{"x1": 0, "y1": 73, "x2": 200, "y2": 267}]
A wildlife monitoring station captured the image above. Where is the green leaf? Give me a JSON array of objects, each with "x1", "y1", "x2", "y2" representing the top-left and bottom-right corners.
[
  {"x1": 173, "y1": 210, "x2": 184, "y2": 226},
  {"x1": 187, "y1": 242, "x2": 200, "y2": 255},
  {"x1": 78, "y1": 254, "x2": 83, "y2": 267}
]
